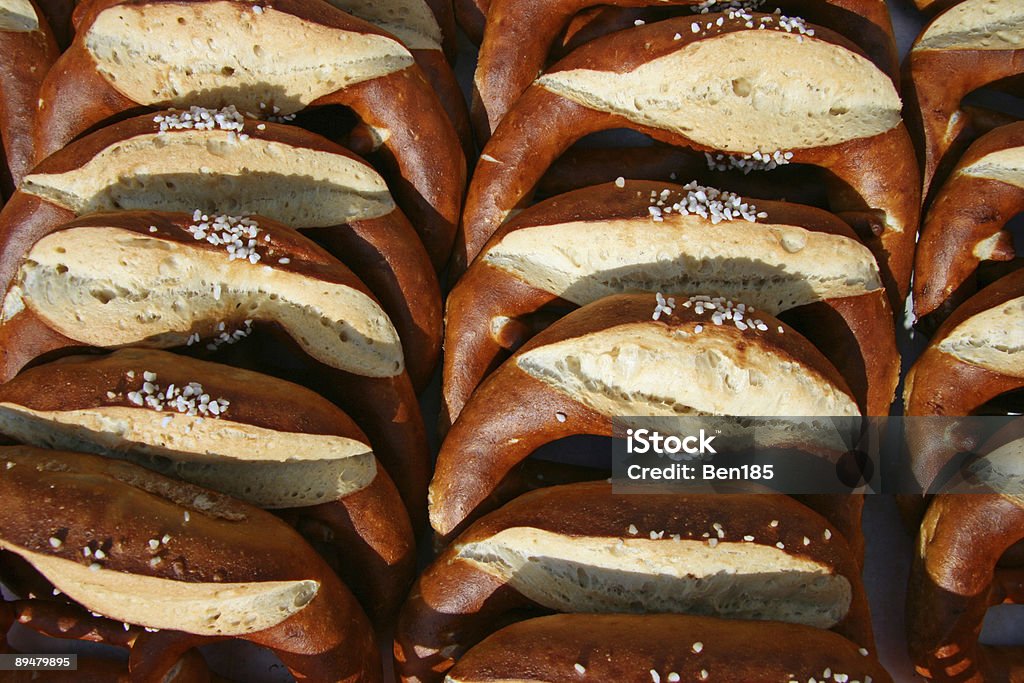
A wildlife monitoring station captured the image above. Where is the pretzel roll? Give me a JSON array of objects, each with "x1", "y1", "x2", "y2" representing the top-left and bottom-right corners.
[
  {"x1": 914, "y1": 123, "x2": 1024, "y2": 322},
  {"x1": 905, "y1": 0, "x2": 1024, "y2": 198},
  {"x1": 0, "y1": 446, "x2": 381, "y2": 682},
  {"x1": 33, "y1": 0, "x2": 465, "y2": 269},
  {"x1": 297, "y1": 0, "x2": 471, "y2": 155},
  {"x1": 447, "y1": 614, "x2": 893, "y2": 683},
  {"x1": 908, "y1": 493, "x2": 1024, "y2": 682},
  {"x1": 0, "y1": 0, "x2": 58, "y2": 196},
  {"x1": 398, "y1": 482, "x2": 874, "y2": 683},
  {"x1": 1, "y1": 111, "x2": 441, "y2": 390},
  {"x1": 457, "y1": 15, "x2": 919, "y2": 303},
  {"x1": 430, "y1": 292, "x2": 860, "y2": 539},
  {"x1": 443, "y1": 180, "x2": 898, "y2": 431},
  {"x1": 904, "y1": 269, "x2": 1024, "y2": 494},
  {"x1": 473, "y1": 0, "x2": 898, "y2": 140},
  {"x1": 0, "y1": 211, "x2": 431, "y2": 527},
  {"x1": 0, "y1": 349, "x2": 415, "y2": 623}
]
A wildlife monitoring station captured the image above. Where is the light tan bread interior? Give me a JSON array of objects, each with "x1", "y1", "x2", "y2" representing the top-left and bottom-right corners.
[
  {"x1": 516, "y1": 323, "x2": 860, "y2": 418},
  {"x1": 937, "y1": 296, "x2": 1024, "y2": 378},
  {"x1": 0, "y1": 404, "x2": 376, "y2": 507},
  {"x1": 0, "y1": 542, "x2": 317, "y2": 636},
  {"x1": 4, "y1": 227, "x2": 404, "y2": 377},
  {"x1": 484, "y1": 217, "x2": 881, "y2": 314},
  {"x1": 0, "y1": 0, "x2": 37, "y2": 31},
  {"x1": 536, "y1": 30, "x2": 901, "y2": 153},
  {"x1": 915, "y1": 0, "x2": 1024, "y2": 51},
  {"x1": 457, "y1": 528, "x2": 851, "y2": 628},
  {"x1": 324, "y1": 0, "x2": 443, "y2": 50},
  {"x1": 963, "y1": 438, "x2": 1024, "y2": 505},
  {"x1": 21, "y1": 131, "x2": 395, "y2": 227},
  {"x1": 962, "y1": 146, "x2": 1024, "y2": 189},
  {"x1": 84, "y1": 1, "x2": 413, "y2": 114}
]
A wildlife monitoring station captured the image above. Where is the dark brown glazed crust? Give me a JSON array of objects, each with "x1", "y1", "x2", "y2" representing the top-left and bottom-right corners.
[
  {"x1": 442, "y1": 180, "x2": 899, "y2": 431},
  {"x1": 904, "y1": 8, "x2": 1024, "y2": 198},
  {"x1": 0, "y1": 350, "x2": 417, "y2": 625},
  {"x1": 0, "y1": 0, "x2": 59, "y2": 195},
  {"x1": 456, "y1": 16, "x2": 920, "y2": 304},
  {"x1": 0, "y1": 446, "x2": 381, "y2": 682},
  {"x1": 398, "y1": 482, "x2": 874, "y2": 683},
  {"x1": 8, "y1": 600, "x2": 214, "y2": 682},
  {"x1": 0, "y1": 214, "x2": 432, "y2": 528},
  {"x1": 448, "y1": 614, "x2": 893, "y2": 683},
  {"x1": 473, "y1": 0, "x2": 898, "y2": 141},
  {"x1": 908, "y1": 494, "x2": 1024, "y2": 683},
  {"x1": 913, "y1": 122, "x2": 1024, "y2": 322},
  {"x1": 33, "y1": 0, "x2": 465, "y2": 271},
  {"x1": 0, "y1": 113, "x2": 441, "y2": 391},
  {"x1": 904, "y1": 269, "x2": 1024, "y2": 494},
  {"x1": 453, "y1": 0, "x2": 486, "y2": 43},
  {"x1": 430, "y1": 293, "x2": 858, "y2": 539}
]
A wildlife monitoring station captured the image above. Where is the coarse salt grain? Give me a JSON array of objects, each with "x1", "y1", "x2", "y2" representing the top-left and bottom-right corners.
[
  {"x1": 186, "y1": 211, "x2": 264, "y2": 264},
  {"x1": 692, "y1": 0, "x2": 765, "y2": 13},
  {"x1": 652, "y1": 291, "x2": 676, "y2": 320},
  {"x1": 627, "y1": 524, "x2": 639, "y2": 535},
  {"x1": 155, "y1": 105, "x2": 245, "y2": 134},
  {"x1": 656, "y1": 181, "x2": 761, "y2": 224},
  {"x1": 575, "y1": 664, "x2": 586, "y2": 674},
  {"x1": 705, "y1": 149, "x2": 794, "y2": 174}
]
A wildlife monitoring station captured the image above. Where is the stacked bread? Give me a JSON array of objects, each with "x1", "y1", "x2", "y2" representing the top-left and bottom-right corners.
[
  {"x1": 0, "y1": 0, "x2": 467, "y2": 678},
  {"x1": 900, "y1": 1, "x2": 1024, "y2": 681},
  {"x1": 415, "y1": 0, "x2": 919, "y2": 680},
  {"x1": 1, "y1": 0, "x2": 1021, "y2": 679}
]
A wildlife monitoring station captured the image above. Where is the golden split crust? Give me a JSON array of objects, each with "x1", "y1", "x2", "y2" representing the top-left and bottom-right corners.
[
  {"x1": 398, "y1": 482, "x2": 874, "y2": 683},
  {"x1": 0, "y1": 349, "x2": 416, "y2": 624},
  {"x1": 456, "y1": 14, "x2": 920, "y2": 307},
  {"x1": 904, "y1": 0, "x2": 1024, "y2": 199},
  {"x1": 431, "y1": 293, "x2": 861, "y2": 539},
  {"x1": 0, "y1": 112, "x2": 442, "y2": 390},
  {"x1": 472, "y1": 0, "x2": 898, "y2": 141},
  {"x1": 443, "y1": 179, "x2": 899, "y2": 432},
  {"x1": 913, "y1": 122, "x2": 1024, "y2": 323},
  {"x1": 0, "y1": 445, "x2": 382, "y2": 682},
  {"x1": 0, "y1": 210, "x2": 433, "y2": 529},
  {"x1": 35, "y1": 0, "x2": 465, "y2": 270}
]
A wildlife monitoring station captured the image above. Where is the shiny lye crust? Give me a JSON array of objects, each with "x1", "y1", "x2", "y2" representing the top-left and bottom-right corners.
[
  {"x1": 1, "y1": 111, "x2": 441, "y2": 391},
  {"x1": 472, "y1": 0, "x2": 899, "y2": 140},
  {"x1": 0, "y1": 349, "x2": 416, "y2": 623},
  {"x1": 430, "y1": 293, "x2": 861, "y2": 540},
  {"x1": 0, "y1": 0, "x2": 59, "y2": 195},
  {"x1": 443, "y1": 179, "x2": 899, "y2": 431},
  {"x1": 457, "y1": 14, "x2": 920, "y2": 306},
  {"x1": 0, "y1": 210, "x2": 433, "y2": 529},
  {"x1": 904, "y1": 0, "x2": 1024, "y2": 198},
  {"x1": 34, "y1": 0, "x2": 465, "y2": 270},
  {"x1": 908, "y1": 493, "x2": 1024, "y2": 682},
  {"x1": 913, "y1": 122, "x2": 1024, "y2": 322},
  {"x1": 447, "y1": 614, "x2": 893, "y2": 683},
  {"x1": 904, "y1": 269, "x2": 1024, "y2": 495},
  {"x1": 397, "y1": 482, "x2": 874, "y2": 683},
  {"x1": 0, "y1": 446, "x2": 382, "y2": 682}
]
